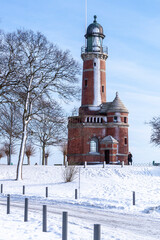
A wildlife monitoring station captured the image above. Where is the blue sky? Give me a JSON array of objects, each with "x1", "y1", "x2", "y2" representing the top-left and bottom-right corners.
[{"x1": 0, "y1": 0, "x2": 160, "y2": 164}]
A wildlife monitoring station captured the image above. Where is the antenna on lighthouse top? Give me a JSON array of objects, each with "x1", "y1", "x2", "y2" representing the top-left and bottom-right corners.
[{"x1": 85, "y1": 0, "x2": 87, "y2": 48}]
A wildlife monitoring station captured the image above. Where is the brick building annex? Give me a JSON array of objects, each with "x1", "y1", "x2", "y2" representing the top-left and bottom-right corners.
[{"x1": 67, "y1": 16, "x2": 129, "y2": 165}]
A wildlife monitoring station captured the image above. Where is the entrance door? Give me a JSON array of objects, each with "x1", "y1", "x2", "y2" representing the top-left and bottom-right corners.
[{"x1": 105, "y1": 150, "x2": 110, "y2": 164}]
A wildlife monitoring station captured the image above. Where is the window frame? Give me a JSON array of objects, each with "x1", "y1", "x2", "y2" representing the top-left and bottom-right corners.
[
  {"x1": 113, "y1": 116, "x2": 118, "y2": 122},
  {"x1": 90, "y1": 137, "x2": 98, "y2": 153},
  {"x1": 124, "y1": 137, "x2": 127, "y2": 145},
  {"x1": 84, "y1": 78, "x2": 88, "y2": 88}
]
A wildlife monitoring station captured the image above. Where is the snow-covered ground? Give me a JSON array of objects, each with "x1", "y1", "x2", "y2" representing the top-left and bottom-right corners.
[{"x1": 0, "y1": 164, "x2": 160, "y2": 240}]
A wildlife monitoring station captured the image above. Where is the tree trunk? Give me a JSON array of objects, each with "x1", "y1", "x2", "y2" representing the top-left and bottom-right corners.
[
  {"x1": 9, "y1": 106, "x2": 13, "y2": 166},
  {"x1": 16, "y1": 76, "x2": 33, "y2": 180},
  {"x1": 27, "y1": 156, "x2": 30, "y2": 165},
  {"x1": 8, "y1": 141, "x2": 12, "y2": 165},
  {"x1": 45, "y1": 157, "x2": 48, "y2": 166},
  {"x1": 42, "y1": 143, "x2": 45, "y2": 165},
  {"x1": 16, "y1": 123, "x2": 28, "y2": 180},
  {"x1": 7, "y1": 155, "x2": 9, "y2": 165}
]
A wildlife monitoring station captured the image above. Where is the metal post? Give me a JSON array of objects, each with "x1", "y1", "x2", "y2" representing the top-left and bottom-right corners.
[
  {"x1": 1, "y1": 184, "x2": 3, "y2": 193},
  {"x1": 24, "y1": 198, "x2": 28, "y2": 222},
  {"x1": 7, "y1": 194, "x2": 10, "y2": 214},
  {"x1": 23, "y1": 185, "x2": 25, "y2": 195},
  {"x1": 9, "y1": 143, "x2": 11, "y2": 165},
  {"x1": 103, "y1": 161, "x2": 105, "y2": 168},
  {"x1": 133, "y1": 191, "x2": 135, "y2": 205},
  {"x1": 94, "y1": 224, "x2": 101, "y2": 240},
  {"x1": 121, "y1": 161, "x2": 124, "y2": 168},
  {"x1": 46, "y1": 187, "x2": 48, "y2": 198},
  {"x1": 65, "y1": 161, "x2": 68, "y2": 168},
  {"x1": 42, "y1": 205, "x2": 47, "y2": 232},
  {"x1": 75, "y1": 189, "x2": 78, "y2": 199},
  {"x1": 62, "y1": 211, "x2": 68, "y2": 240},
  {"x1": 84, "y1": 161, "x2": 87, "y2": 168}
]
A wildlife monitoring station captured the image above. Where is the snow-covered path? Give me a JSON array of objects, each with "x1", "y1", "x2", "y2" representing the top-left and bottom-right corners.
[
  {"x1": 0, "y1": 196, "x2": 160, "y2": 240},
  {"x1": 0, "y1": 165, "x2": 160, "y2": 239}
]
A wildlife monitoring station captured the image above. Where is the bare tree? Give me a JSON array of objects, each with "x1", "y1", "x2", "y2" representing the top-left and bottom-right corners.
[
  {"x1": 148, "y1": 116, "x2": 160, "y2": 146},
  {"x1": 25, "y1": 144, "x2": 36, "y2": 165},
  {"x1": 0, "y1": 30, "x2": 23, "y2": 104},
  {"x1": 0, "y1": 148, "x2": 4, "y2": 161},
  {"x1": 0, "y1": 103, "x2": 22, "y2": 164},
  {"x1": 0, "y1": 29, "x2": 80, "y2": 180},
  {"x1": 2, "y1": 142, "x2": 15, "y2": 165},
  {"x1": 44, "y1": 149, "x2": 50, "y2": 165},
  {"x1": 30, "y1": 99, "x2": 66, "y2": 165}
]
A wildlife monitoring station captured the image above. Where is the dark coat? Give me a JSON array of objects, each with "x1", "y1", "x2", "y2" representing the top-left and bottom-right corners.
[{"x1": 128, "y1": 153, "x2": 132, "y2": 162}]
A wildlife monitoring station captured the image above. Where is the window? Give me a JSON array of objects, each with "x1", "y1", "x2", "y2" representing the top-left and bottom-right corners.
[
  {"x1": 94, "y1": 62, "x2": 96, "y2": 66},
  {"x1": 84, "y1": 79, "x2": 88, "y2": 88},
  {"x1": 90, "y1": 138, "x2": 98, "y2": 153},
  {"x1": 124, "y1": 137, "x2": 127, "y2": 145},
  {"x1": 124, "y1": 117, "x2": 127, "y2": 123},
  {"x1": 102, "y1": 85, "x2": 104, "y2": 93},
  {"x1": 114, "y1": 116, "x2": 118, "y2": 122},
  {"x1": 97, "y1": 118, "x2": 99, "y2": 123},
  {"x1": 87, "y1": 117, "x2": 89, "y2": 123},
  {"x1": 94, "y1": 117, "x2": 96, "y2": 123}
]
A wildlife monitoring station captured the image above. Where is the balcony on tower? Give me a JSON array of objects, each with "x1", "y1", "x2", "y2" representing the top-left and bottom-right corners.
[{"x1": 81, "y1": 45, "x2": 108, "y2": 54}]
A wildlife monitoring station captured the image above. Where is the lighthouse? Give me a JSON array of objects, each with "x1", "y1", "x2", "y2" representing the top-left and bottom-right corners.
[
  {"x1": 80, "y1": 15, "x2": 108, "y2": 112},
  {"x1": 67, "y1": 16, "x2": 129, "y2": 165}
]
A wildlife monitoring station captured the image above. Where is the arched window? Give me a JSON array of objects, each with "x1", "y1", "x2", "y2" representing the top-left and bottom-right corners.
[
  {"x1": 114, "y1": 116, "x2": 118, "y2": 122},
  {"x1": 90, "y1": 138, "x2": 98, "y2": 153}
]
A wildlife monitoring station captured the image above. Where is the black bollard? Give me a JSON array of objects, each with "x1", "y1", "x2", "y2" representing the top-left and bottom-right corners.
[
  {"x1": 75, "y1": 189, "x2": 78, "y2": 199},
  {"x1": 7, "y1": 194, "x2": 10, "y2": 214},
  {"x1": 94, "y1": 224, "x2": 101, "y2": 240},
  {"x1": 24, "y1": 198, "x2": 28, "y2": 222},
  {"x1": 133, "y1": 191, "x2": 135, "y2": 205},
  {"x1": 42, "y1": 205, "x2": 47, "y2": 232},
  {"x1": 46, "y1": 187, "x2": 48, "y2": 198},
  {"x1": 62, "y1": 212, "x2": 68, "y2": 240},
  {"x1": 23, "y1": 185, "x2": 25, "y2": 195},
  {"x1": 1, "y1": 184, "x2": 3, "y2": 194}
]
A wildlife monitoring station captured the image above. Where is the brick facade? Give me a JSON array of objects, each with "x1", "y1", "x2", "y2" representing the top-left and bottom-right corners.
[{"x1": 67, "y1": 17, "x2": 129, "y2": 165}]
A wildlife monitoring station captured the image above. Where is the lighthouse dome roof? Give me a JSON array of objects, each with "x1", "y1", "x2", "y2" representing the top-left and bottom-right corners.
[{"x1": 86, "y1": 15, "x2": 105, "y2": 38}]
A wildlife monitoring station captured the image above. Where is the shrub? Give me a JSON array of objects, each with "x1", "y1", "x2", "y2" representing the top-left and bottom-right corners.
[{"x1": 62, "y1": 166, "x2": 78, "y2": 183}]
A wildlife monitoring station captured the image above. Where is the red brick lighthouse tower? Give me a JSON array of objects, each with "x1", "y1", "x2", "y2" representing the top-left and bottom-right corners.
[{"x1": 68, "y1": 16, "x2": 129, "y2": 164}]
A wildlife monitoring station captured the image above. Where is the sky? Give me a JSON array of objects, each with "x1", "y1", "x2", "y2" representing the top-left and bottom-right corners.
[{"x1": 0, "y1": 0, "x2": 160, "y2": 164}]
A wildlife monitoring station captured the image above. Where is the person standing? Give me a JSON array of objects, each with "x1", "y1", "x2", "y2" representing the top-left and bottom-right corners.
[{"x1": 128, "y1": 152, "x2": 133, "y2": 165}]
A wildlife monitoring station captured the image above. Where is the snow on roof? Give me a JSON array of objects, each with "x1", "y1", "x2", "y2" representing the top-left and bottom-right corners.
[
  {"x1": 108, "y1": 92, "x2": 128, "y2": 113},
  {"x1": 101, "y1": 135, "x2": 118, "y2": 143},
  {"x1": 100, "y1": 92, "x2": 128, "y2": 113}
]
